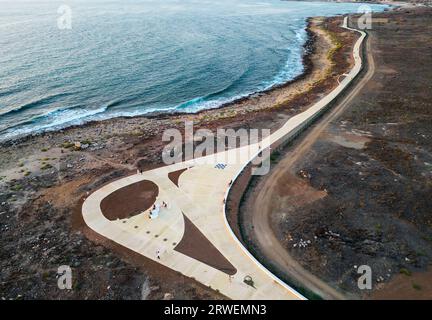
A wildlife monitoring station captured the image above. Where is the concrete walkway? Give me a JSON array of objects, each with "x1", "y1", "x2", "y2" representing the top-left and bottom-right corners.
[{"x1": 82, "y1": 17, "x2": 365, "y2": 300}]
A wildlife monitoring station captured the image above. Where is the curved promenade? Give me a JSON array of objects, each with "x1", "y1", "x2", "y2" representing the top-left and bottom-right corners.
[{"x1": 82, "y1": 17, "x2": 365, "y2": 300}]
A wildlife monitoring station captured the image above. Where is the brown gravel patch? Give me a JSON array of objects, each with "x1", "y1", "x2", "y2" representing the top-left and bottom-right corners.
[
  {"x1": 168, "y1": 168, "x2": 188, "y2": 187},
  {"x1": 175, "y1": 213, "x2": 237, "y2": 276},
  {"x1": 100, "y1": 180, "x2": 158, "y2": 221}
]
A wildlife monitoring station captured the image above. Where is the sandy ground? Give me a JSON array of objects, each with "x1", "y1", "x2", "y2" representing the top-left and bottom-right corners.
[{"x1": 237, "y1": 6, "x2": 432, "y2": 299}]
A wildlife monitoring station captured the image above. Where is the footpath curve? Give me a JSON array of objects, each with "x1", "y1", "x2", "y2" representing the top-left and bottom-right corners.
[
  {"x1": 237, "y1": 18, "x2": 376, "y2": 300},
  {"x1": 82, "y1": 17, "x2": 366, "y2": 300}
]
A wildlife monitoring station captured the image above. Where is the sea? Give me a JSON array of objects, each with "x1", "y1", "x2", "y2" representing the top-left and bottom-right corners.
[{"x1": 0, "y1": 0, "x2": 389, "y2": 141}]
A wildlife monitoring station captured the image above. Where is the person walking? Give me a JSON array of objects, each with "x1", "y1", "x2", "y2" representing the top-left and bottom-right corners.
[{"x1": 156, "y1": 250, "x2": 161, "y2": 260}]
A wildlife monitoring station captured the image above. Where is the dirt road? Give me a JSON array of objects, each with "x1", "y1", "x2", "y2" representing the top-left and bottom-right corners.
[{"x1": 247, "y1": 29, "x2": 377, "y2": 300}]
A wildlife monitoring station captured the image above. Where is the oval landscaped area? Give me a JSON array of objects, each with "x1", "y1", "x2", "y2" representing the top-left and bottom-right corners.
[{"x1": 100, "y1": 180, "x2": 159, "y2": 221}]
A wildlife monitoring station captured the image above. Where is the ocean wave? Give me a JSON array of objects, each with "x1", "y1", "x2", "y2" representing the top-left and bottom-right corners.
[
  {"x1": 0, "y1": 35, "x2": 307, "y2": 140},
  {"x1": 0, "y1": 105, "x2": 109, "y2": 141},
  {"x1": 0, "y1": 92, "x2": 75, "y2": 118}
]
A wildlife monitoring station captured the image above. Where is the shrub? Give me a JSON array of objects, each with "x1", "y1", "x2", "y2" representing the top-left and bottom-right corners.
[
  {"x1": 412, "y1": 283, "x2": 422, "y2": 290},
  {"x1": 11, "y1": 184, "x2": 22, "y2": 191},
  {"x1": 61, "y1": 142, "x2": 75, "y2": 149},
  {"x1": 399, "y1": 268, "x2": 412, "y2": 276},
  {"x1": 41, "y1": 163, "x2": 53, "y2": 170},
  {"x1": 80, "y1": 139, "x2": 92, "y2": 145}
]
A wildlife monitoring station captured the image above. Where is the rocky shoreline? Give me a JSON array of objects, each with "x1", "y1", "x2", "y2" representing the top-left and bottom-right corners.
[
  {"x1": 0, "y1": 14, "x2": 360, "y2": 299},
  {"x1": 0, "y1": 18, "x2": 317, "y2": 149}
]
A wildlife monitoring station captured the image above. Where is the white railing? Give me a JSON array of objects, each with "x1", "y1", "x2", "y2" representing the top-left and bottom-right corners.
[{"x1": 222, "y1": 16, "x2": 366, "y2": 300}]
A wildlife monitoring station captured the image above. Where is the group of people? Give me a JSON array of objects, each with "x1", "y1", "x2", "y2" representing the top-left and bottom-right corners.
[{"x1": 149, "y1": 201, "x2": 168, "y2": 219}]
